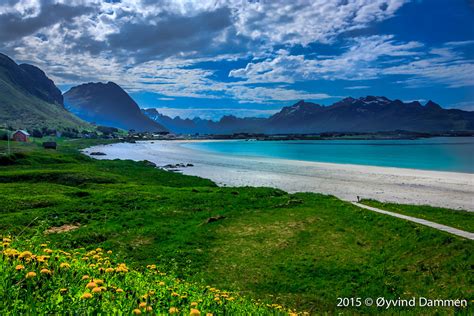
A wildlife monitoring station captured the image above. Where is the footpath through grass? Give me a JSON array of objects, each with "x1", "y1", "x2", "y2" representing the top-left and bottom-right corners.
[
  {"x1": 0, "y1": 139, "x2": 473, "y2": 314},
  {"x1": 361, "y1": 199, "x2": 474, "y2": 233}
]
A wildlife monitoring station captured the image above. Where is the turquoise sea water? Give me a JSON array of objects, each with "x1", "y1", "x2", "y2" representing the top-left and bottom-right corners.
[{"x1": 183, "y1": 137, "x2": 474, "y2": 173}]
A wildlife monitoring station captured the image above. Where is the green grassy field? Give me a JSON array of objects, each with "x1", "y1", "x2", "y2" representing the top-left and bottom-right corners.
[
  {"x1": 0, "y1": 139, "x2": 473, "y2": 314},
  {"x1": 361, "y1": 199, "x2": 474, "y2": 233}
]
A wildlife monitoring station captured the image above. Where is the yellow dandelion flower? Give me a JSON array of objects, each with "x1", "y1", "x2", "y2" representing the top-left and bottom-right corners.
[
  {"x1": 89, "y1": 264, "x2": 96, "y2": 268},
  {"x1": 82, "y1": 275, "x2": 89, "y2": 280},
  {"x1": 81, "y1": 292, "x2": 93, "y2": 299},
  {"x1": 92, "y1": 255, "x2": 100, "y2": 260},
  {"x1": 190, "y1": 308, "x2": 200, "y2": 316},
  {"x1": 26, "y1": 271, "x2": 36, "y2": 278},
  {"x1": 132, "y1": 309, "x2": 141, "y2": 315},
  {"x1": 171, "y1": 292, "x2": 179, "y2": 297},
  {"x1": 60, "y1": 262, "x2": 70, "y2": 269},
  {"x1": 86, "y1": 282, "x2": 97, "y2": 289},
  {"x1": 206, "y1": 314, "x2": 213, "y2": 316},
  {"x1": 190, "y1": 302, "x2": 198, "y2": 307},
  {"x1": 40, "y1": 243, "x2": 48, "y2": 247},
  {"x1": 92, "y1": 287, "x2": 101, "y2": 293},
  {"x1": 146, "y1": 306, "x2": 153, "y2": 312},
  {"x1": 3, "y1": 237, "x2": 12, "y2": 242},
  {"x1": 43, "y1": 249, "x2": 53, "y2": 254},
  {"x1": 107, "y1": 250, "x2": 112, "y2": 254},
  {"x1": 158, "y1": 281, "x2": 165, "y2": 286},
  {"x1": 139, "y1": 302, "x2": 147, "y2": 308},
  {"x1": 40, "y1": 268, "x2": 51, "y2": 275},
  {"x1": 60, "y1": 288, "x2": 68, "y2": 293},
  {"x1": 94, "y1": 279, "x2": 104, "y2": 285},
  {"x1": 169, "y1": 307, "x2": 179, "y2": 314},
  {"x1": 19, "y1": 251, "x2": 33, "y2": 259},
  {"x1": 100, "y1": 286, "x2": 107, "y2": 291},
  {"x1": 214, "y1": 297, "x2": 220, "y2": 302},
  {"x1": 15, "y1": 264, "x2": 25, "y2": 271},
  {"x1": 96, "y1": 248, "x2": 102, "y2": 252},
  {"x1": 2, "y1": 242, "x2": 10, "y2": 247},
  {"x1": 116, "y1": 288, "x2": 124, "y2": 293},
  {"x1": 148, "y1": 290, "x2": 155, "y2": 296},
  {"x1": 105, "y1": 268, "x2": 114, "y2": 273},
  {"x1": 82, "y1": 257, "x2": 89, "y2": 261}
]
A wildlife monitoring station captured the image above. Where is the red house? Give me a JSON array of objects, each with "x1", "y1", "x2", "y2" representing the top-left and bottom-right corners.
[{"x1": 12, "y1": 130, "x2": 30, "y2": 142}]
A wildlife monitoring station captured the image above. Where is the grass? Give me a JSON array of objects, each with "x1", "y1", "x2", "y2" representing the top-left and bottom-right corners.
[
  {"x1": 361, "y1": 199, "x2": 474, "y2": 233},
  {"x1": 0, "y1": 139, "x2": 473, "y2": 314},
  {"x1": 1, "y1": 237, "x2": 288, "y2": 315}
]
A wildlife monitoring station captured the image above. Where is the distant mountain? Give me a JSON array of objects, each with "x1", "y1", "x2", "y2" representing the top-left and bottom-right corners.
[
  {"x1": 0, "y1": 53, "x2": 88, "y2": 130},
  {"x1": 143, "y1": 96, "x2": 474, "y2": 134},
  {"x1": 142, "y1": 108, "x2": 265, "y2": 134},
  {"x1": 64, "y1": 82, "x2": 166, "y2": 132}
]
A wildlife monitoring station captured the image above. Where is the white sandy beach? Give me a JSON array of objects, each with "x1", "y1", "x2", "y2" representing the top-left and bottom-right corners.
[{"x1": 85, "y1": 140, "x2": 474, "y2": 211}]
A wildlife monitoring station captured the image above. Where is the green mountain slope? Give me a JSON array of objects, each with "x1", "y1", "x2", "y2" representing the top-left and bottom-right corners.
[{"x1": 0, "y1": 53, "x2": 88, "y2": 131}]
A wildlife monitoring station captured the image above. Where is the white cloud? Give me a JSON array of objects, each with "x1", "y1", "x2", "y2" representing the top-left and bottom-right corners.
[
  {"x1": 345, "y1": 85, "x2": 370, "y2": 89},
  {"x1": 229, "y1": 35, "x2": 424, "y2": 82}
]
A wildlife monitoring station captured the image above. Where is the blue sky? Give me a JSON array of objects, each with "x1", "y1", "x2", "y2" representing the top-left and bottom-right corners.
[{"x1": 1, "y1": 0, "x2": 473, "y2": 119}]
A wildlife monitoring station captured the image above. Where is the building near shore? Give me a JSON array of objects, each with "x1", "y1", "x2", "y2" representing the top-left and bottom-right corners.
[{"x1": 12, "y1": 130, "x2": 29, "y2": 142}]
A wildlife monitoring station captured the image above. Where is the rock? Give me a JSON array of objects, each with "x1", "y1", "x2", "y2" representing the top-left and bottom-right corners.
[
  {"x1": 90, "y1": 152, "x2": 106, "y2": 156},
  {"x1": 186, "y1": 163, "x2": 194, "y2": 167},
  {"x1": 206, "y1": 215, "x2": 226, "y2": 224}
]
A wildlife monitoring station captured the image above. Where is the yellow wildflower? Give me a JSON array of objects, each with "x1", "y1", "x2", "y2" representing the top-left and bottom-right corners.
[
  {"x1": 158, "y1": 281, "x2": 165, "y2": 286},
  {"x1": 169, "y1": 307, "x2": 179, "y2": 314},
  {"x1": 26, "y1": 271, "x2": 36, "y2": 278},
  {"x1": 2, "y1": 242, "x2": 10, "y2": 247},
  {"x1": 96, "y1": 248, "x2": 102, "y2": 252},
  {"x1": 107, "y1": 250, "x2": 112, "y2": 254},
  {"x1": 15, "y1": 264, "x2": 25, "y2": 271},
  {"x1": 105, "y1": 268, "x2": 115, "y2": 273},
  {"x1": 82, "y1": 275, "x2": 89, "y2": 280},
  {"x1": 60, "y1": 288, "x2": 68, "y2": 293},
  {"x1": 171, "y1": 292, "x2": 179, "y2": 297},
  {"x1": 139, "y1": 302, "x2": 147, "y2": 308},
  {"x1": 132, "y1": 309, "x2": 141, "y2": 315},
  {"x1": 86, "y1": 282, "x2": 97, "y2": 289},
  {"x1": 146, "y1": 306, "x2": 153, "y2": 312},
  {"x1": 94, "y1": 279, "x2": 104, "y2": 285},
  {"x1": 40, "y1": 243, "x2": 48, "y2": 247},
  {"x1": 3, "y1": 237, "x2": 12, "y2": 242},
  {"x1": 19, "y1": 251, "x2": 33, "y2": 259},
  {"x1": 116, "y1": 288, "x2": 124, "y2": 293},
  {"x1": 81, "y1": 292, "x2": 93, "y2": 299},
  {"x1": 60, "y1": 262, "x2": 70, "y2": 269},
  {"x1": 92, "y1": 287, "x2": 102, "y2": 293},
  {"x1": 40, "y1": 268, "x2": 51, "y2": 275},
  {"x1": 43, "y1": 249, "x2": 53, "y2": 254},
  {"x1": 190, "y1": 302, "x2": 198, "y2": 307},
  {"x1": 190, "y1": 309, "x2": 200, "y2": 316}
]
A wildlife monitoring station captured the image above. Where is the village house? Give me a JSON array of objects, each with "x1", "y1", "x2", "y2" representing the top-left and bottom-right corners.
[{"x1": 12, "y1": 130, "x2": 29, "y2": 142}]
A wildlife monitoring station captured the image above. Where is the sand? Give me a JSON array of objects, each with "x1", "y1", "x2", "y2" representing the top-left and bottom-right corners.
[{"x1": 84, "y1": 140, "x2": 474, "y2": 211}]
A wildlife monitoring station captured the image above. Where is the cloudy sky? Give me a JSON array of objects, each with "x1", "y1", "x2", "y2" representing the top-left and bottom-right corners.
[{"x1": 1, "y1": 0, "x2": 474, "y2": 119}]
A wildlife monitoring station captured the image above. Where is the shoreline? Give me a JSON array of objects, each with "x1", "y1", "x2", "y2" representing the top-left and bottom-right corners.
[{"x1": 84, "y1": 140, "x2": 474, "y2": 211}]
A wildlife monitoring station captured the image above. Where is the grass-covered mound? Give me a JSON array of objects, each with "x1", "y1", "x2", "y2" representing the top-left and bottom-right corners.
[
  {"x1": 1, "y1": 236, "x2": 292, "y2": 315},
  {"x1": 1, "y1": 139, "x2": 473, "y2": 314}
]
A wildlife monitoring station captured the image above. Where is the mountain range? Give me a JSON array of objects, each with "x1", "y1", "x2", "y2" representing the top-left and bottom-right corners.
[
  {"x1": 64, "y1": 82, "x2": 166, "y2": 132},
  {"x1": 143, "y1": 96, "x2": 474, "y2": 134},
  {"x1": 1, "y1": 52, "x2": 473, "y2": 135},
  {"x1": 0, "y1": 53, "x2": 87, "y2": 130}
]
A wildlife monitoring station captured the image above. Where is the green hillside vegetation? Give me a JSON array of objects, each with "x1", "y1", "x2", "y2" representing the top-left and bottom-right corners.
[
  {"x1": 0, "y1": 139, "x2": 473, "y2": 314},
  {"x1": 0, "y1": 54, "x2": 89, "y2": 131},
  {"x1": 0, "y1": 75, "x2": 87, "y2": 130}
]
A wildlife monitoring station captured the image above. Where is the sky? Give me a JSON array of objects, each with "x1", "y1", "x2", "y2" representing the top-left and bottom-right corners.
[{"x1": 1, "y1": 0, "x2": 474, "y2": 120}]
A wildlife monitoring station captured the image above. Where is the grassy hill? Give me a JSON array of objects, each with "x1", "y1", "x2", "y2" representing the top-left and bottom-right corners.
[
  {"x1": 0, "y1": 53, "x2": 89, "y2": 131},
  {"x1": 0, "y1": 139, "x2": 472, "y2": 314}
]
